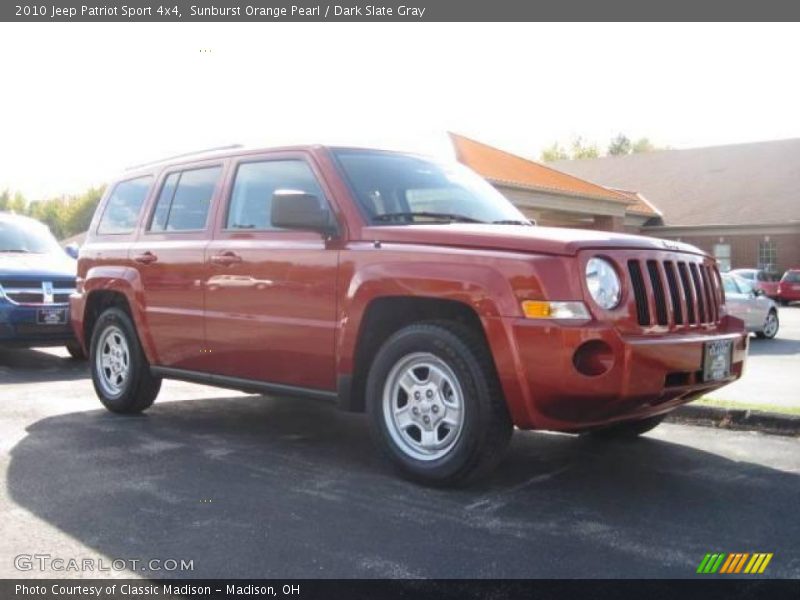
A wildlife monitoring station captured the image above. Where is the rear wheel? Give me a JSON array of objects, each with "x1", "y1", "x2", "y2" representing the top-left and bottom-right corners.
[
  {"x1": 90, "y1": 307, "x2": 161, "y2": 414},
  {"x1": 756, "y1": 310, "x2": 779, "y2": 339},
  {"x1": 588, "y1": 414, "x2": 666, "y2": 439},
  {"x1": 366, "y1": 321, "x2": 512, "y2": 486}
]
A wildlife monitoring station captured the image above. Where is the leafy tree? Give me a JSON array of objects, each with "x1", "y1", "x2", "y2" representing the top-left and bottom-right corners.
[
  {"x1": 608, "y1": 134, "x2": 632, "y2": 156},
  {"x1": 632, "y1": 137, "x2": 656, "y2": 153},
  {"x1": 9, "y1": 192, "x2": 27, "y2": 215},
  {"x1": 570, "y1": 137, "x2": 600, "y2": 160},
  {"x1": 540, "y1": 142, "x2": 569, "y2": 162},
  {"x1": 0, "y1": 186, "x2": 104, "y2": 240}
]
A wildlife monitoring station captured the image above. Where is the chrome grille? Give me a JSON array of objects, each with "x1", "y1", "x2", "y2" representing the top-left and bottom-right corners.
[{"x1": 0, "y1": 279, "x2": 75, "y2": 306}]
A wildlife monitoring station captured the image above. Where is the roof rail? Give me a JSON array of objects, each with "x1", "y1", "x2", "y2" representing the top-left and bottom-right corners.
[{"x1": 125, "y1": 144, "x2": 244, "y2": 171}]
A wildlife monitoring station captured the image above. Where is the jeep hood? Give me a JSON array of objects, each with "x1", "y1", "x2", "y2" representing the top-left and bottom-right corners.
[
  {"x1": 362, "y1": 224, "x2": 705, "y2": 257},
  {"x1": 0, "y1": 252, "x2": 77, "y2": 279}
]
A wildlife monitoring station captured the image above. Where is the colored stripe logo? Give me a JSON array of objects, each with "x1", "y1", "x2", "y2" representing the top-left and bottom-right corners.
[{"x1": 696, "y1": 553, "x2": 773, "y2": 574}]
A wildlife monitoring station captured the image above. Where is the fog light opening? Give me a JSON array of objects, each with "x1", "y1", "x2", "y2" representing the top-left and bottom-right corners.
[{"x1": 573, "y1": 340, "x2": 614, "y2": 377}]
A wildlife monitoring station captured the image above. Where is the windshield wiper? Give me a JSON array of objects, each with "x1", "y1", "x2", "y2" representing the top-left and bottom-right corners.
[
  {"x1": 0, "y1": 249, "x2": 33, "y2": 253},
  {"x1": 373, "y1": 211, "x2": 486, "y2": 224},
  {"x1": 491, "y1": 219, "x2": 534, "y2": 226}
]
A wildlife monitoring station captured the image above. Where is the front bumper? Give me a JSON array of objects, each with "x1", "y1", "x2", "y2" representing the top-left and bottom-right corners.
[
  {"x1": 0, "y1": 300, "x2": 75, "y2": 347},
  {"x1": 493, "y1": 314, "x2": 747, "y2": 431}
]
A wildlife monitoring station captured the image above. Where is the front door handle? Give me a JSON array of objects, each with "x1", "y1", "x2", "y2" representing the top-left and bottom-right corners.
[
  {"x1": 210, "y1": 251, "x2": 243, "y2": 266},
  {"x1": 133, "y1": 251, "x2": 158, "y2": 265}
]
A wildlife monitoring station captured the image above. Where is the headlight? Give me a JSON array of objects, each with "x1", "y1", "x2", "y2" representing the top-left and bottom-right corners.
[{"x1": 585, "y1": 257, "x2": 621, "y2": 309}]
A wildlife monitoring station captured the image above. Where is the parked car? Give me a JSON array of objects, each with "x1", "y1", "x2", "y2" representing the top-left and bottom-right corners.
[
  {"x1": 721, "y1": 273, "x2": 779, "y2": 339},
  {"x1": 730, "y1": 268, "x2": 781, "y2": 299},
  {"x1": 71, "y1": 145, "x2": 747, "y2": 485},
  {"x1": 0, "y1": 212, "x2": 84, "y2": 357},
  {"x1": 777, "y1": 269, "x2": 800, "y2": 306}
]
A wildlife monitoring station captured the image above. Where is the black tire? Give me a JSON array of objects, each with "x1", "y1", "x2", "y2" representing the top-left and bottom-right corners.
[
  {"x1": 755, "y1": 309, "x2": 779, "y2": 339},
  {"x1": 588, "y1": 414, "x2": 666, "y2": 439},
  {"x1": 65, "y1": 341, "x2": 87, "y2": 360},
  {"x1": 366, "y1": 321, "x2": 512, "y2": 486},
  {"x1": 89, "y1": 307, "x2": 161, "y2": 414}
]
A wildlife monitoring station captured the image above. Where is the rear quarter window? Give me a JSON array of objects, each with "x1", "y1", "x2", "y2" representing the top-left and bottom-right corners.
[
  {"x1": 97, "y1": 176, "x2": 153, "y2": 234},
  {"x1": 149, "y1": 166, "x2": 221, "y2": 232}
]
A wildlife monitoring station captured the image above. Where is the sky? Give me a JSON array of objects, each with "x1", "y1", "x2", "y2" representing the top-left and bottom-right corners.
[{"x1": 1, "y1": 22, "x2": 800, "y2": 200}]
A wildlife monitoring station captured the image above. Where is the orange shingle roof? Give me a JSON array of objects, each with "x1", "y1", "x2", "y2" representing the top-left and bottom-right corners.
[
  {"x1": 449, "y1": 133, "x2": 633, "y2": 205},
  {"x1": 609, "y1": 188, "x2": 662, "y2": 217}
]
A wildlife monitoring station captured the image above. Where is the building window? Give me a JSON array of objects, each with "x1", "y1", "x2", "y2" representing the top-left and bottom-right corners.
[
  {"x1": 758, "y1": 240, "x2": 777, "y2": 272},
  {"x1": 713, "y1": 243, "x2": 731, "y2": 272}
]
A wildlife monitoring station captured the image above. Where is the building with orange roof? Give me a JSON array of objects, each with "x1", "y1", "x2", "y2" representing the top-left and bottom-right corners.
[{"x1": 449, "y1": 133, "x2": 662, "y2": 232}]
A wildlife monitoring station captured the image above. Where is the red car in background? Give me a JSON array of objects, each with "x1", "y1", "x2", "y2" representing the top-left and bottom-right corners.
[
  {"x1": 778, "y1": 269, "x2": 800, "y2": 305},
  {"x1": 730, "y1": 268, "x2": 781, "y2": 299}
]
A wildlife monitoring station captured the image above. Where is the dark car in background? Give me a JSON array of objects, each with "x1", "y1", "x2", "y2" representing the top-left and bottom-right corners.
[
  {"x1": 778, "y1": 269, "x2": 800, "y2": 305},
  {"x1": 0, "y1": 212, "x2": 83, "y2": 357},
  {"x1": 730, "y1": 268, "x2": 781, "y2": 299}
]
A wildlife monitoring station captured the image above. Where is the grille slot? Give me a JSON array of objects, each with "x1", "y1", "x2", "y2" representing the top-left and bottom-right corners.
[
  {"x1": 627, "y1": 260, "x2": 650, "y2": 326},
  {"x1": 646, "y1": 260, "x2": 669, "y2": 326},
  {"x1": 677, "y1": 263, "x2": 696, "y2": 324},
  {"x1": 663, "y1": 262, "x2": 684, "y2": 325},
  {"x1": 689, "y1": 264, "x2": 707, "y2": 323}
]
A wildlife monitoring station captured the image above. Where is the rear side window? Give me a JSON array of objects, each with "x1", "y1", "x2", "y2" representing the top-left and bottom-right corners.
[
  {"x1": 97, "y1": 176, "x2": 153, "y2": 234},
  {"x1": 225, "y1": 160, "x2": 326, "y2": 230},
  {"x1": 149, "y1": 166, "x2": 221, "y2": 232},
  {"x1": 784, "y1": 271, "x2": 800, "y2": 283}
]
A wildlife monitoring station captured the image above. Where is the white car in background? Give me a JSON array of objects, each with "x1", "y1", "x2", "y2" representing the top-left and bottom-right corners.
[{"x1": 721, "y1": 273, "x2": 779, "y2": 339}]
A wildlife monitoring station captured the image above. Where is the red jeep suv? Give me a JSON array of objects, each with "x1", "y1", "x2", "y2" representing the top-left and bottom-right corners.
[{"x1": 70, "y1": 145, "x2": 747, "y2": 485}]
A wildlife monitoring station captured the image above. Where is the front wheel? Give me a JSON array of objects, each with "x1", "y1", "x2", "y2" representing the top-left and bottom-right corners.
[
  {"x1": 756, "y1": 310, "x2": 779, "y2": 339},
  {"x1": 588, "y1": 414, "x2": 666, "y2": 439},
  {"x1": 366, "y1": 321, "x2": 512, "y2": 486},
  {"x1": 90, "y1": 307, "x2": 161, "y2": 414},
  {"x1": 65, "y1": 341, "x2": 86, "y2": 360}
]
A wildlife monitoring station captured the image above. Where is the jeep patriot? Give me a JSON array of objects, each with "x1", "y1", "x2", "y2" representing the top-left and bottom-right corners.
[{"x1": 70, "y1": 145, "x2": 747, "y2": 484}]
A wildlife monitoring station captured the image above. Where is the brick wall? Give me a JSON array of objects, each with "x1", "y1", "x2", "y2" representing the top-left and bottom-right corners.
[{"x1": 653, "y1": 232, "x2": 800, "y2": 274}]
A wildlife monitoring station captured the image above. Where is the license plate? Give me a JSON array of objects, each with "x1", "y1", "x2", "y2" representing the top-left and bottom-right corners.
[
  {"x1": 703, "y1": 339, "x2": 733, "y2": 382},
  {"x1": 37, "y1": 307, "x2": 67, "y2": 325}
]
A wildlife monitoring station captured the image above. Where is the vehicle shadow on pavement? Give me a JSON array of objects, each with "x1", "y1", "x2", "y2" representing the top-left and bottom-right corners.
[
  {"x1": 0, "y1": 348, "x2": 88, "y2": 383},
  {"x1": 7, "y1": 395, "x2": 800, "y2": 579},
  {"x1": 748, "y1": 336, "x2": 800, "y2": 357}
]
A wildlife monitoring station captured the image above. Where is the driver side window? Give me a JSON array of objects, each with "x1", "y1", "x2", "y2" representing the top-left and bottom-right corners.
[{"x1": 225, "y1": 160, "x2": 327, "y2": 230}]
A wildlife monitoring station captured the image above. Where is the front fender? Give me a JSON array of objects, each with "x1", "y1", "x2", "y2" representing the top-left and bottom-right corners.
[{"x1": 75, "y1": 266, "x2": 156, "y2": 363}]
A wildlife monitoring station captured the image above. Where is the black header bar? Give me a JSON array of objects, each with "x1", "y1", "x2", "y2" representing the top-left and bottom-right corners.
[
  {"x1": 3, "y1": 579, "x2": 800, "y2": 600},
  {"x1": 4, "y1": 0, "x2": 800, "y2": 22}
]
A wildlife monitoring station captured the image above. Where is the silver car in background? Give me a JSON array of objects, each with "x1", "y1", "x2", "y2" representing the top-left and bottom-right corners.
[{"x1": 722, "y1": 273, "x2": 780, "y2": 339}]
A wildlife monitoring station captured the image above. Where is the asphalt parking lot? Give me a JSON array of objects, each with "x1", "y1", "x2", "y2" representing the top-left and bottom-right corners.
[{"x1": 1, "y1": 344, "x2": 799, "y2": 579}]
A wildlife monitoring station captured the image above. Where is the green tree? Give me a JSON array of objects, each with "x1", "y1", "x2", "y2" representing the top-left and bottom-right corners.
[
  {"x1": 632, "y1": 137, "x2": 656, "y2": 153},
  {"x1": 540, "y1": 142, "x2": 568, "y2": 162},
  {"x1": 63, "y1": 186, "x2": 104, "y2": 237},
  {"x1": 0, "y1": 189, "x2": 10, "y2": 211},
  {"x1": 570, "y1": 136, "x2": 600, "y2": 160},
  {"x1": 8, "y1": 192, "x2": 27, "y2": 214},
  {"x1": 608, "y1": 134, "x2": 632, "y2": 156}
]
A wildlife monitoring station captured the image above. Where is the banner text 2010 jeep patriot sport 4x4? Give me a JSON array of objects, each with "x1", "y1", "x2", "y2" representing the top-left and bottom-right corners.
[{"x1": 70, "y1": 145, "x2": 747, "y2": 485}]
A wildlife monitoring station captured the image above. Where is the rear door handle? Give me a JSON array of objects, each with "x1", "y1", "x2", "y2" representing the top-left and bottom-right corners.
[
  {"x1": 133, "y1": 251, "x2": 158, "y2": 265},
  {"x1": 210, "y1": 251, "x2": 243, "y2": 266}
]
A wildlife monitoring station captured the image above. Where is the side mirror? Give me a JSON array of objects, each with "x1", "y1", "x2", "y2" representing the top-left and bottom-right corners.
[
  {"x1": 64, "y1": 243, "x2": 80, "y2": 259},
  {"x1": 753, "y1": 288, "x2": 765, "y2": 297},
  {"x1": 271, "y1": 190, "x2": 336, "y2": 236}
]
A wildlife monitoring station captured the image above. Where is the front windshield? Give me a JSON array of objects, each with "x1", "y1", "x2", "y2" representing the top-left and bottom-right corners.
[
  {"x1": 333, "y1": 150, "x2": 530, "y2": 225},
  {"x1": 0, "y1": 218, "x2": 62, "y2": 253}
]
